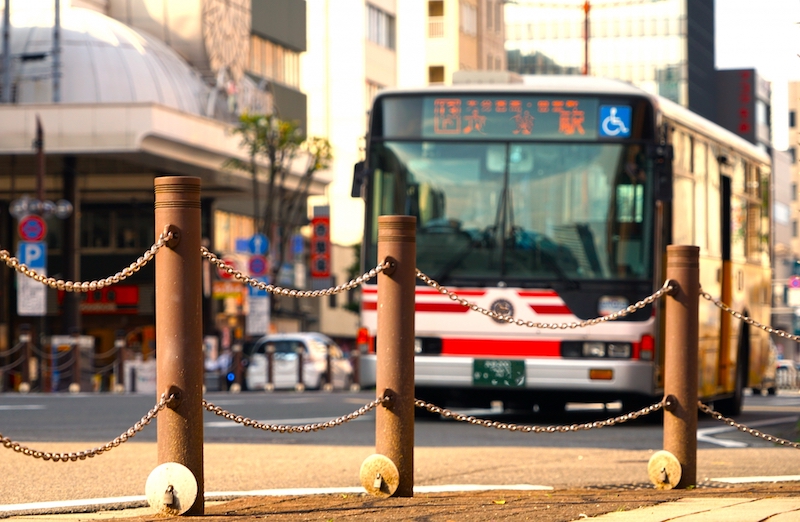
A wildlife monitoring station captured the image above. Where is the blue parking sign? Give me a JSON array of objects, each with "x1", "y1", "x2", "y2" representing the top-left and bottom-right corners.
[{"x1": 18, "y1": 241, "x2": 46, "y2": 269}]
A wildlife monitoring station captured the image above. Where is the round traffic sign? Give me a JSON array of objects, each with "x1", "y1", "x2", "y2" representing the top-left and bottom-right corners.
[
  {"x1": 248, "y1": 255, "x2": 268, "y2": 277},
  {"x1": 18, "y1": 215, "x2": 47, "y2": 241}
]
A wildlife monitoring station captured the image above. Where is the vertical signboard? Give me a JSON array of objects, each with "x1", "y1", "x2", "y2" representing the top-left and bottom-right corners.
[
  {"x1": 17, "y1": 241, "x2": 47, "y2": 316},
  {"x1": 310, "y1": 206, "x2": 331, "y2": 290}
]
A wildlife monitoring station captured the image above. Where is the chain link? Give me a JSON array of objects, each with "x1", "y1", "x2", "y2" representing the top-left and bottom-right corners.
[
  {"x1": 416, "y1": 271, "x2": 674, "y2": 329},
  {"x1": 0, "y1": 392, "x2": 175, "y2": 462},
  {"x1": 700, "y1": 288, "x2": 800, "y2": 342},
  {"x1": 201, "y1": 396, "x2": 391, "y2": 433},
  {"x1": 414, "y1": 398, "x2": 665, "y2": 432},
  {"x1": 697, "y1": 401, "x2": 800, "y2": 449},
  {"x1": 201, "y1": 248, "x2": 391, "y2": 297},
  {"x1": 0, "y1": 230, "x2": 174, "y2": 292}
]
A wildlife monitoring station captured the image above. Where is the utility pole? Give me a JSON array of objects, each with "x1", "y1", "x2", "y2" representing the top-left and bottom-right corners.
[
  {"x1": 53, "y1": 0, "x2": 60, "y2": 102},
  {"x1": 2, "y1": 0, "x2": 11, "y2": 103},
  {"x1": 582, "y1": 0, "x2": 590, "y2": 75}
]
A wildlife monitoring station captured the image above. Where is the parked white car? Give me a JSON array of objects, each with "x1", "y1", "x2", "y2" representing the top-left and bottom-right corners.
[{"x1": 244, "y1": 333, "x2": 353, "y2": 391}]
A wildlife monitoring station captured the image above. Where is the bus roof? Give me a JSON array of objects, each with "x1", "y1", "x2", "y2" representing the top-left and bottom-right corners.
[{"x1": 375, "y1": 75, "x2": 771, "y2": 166}]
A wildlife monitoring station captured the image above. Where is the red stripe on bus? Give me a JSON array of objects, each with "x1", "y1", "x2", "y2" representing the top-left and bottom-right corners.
[
  {"x1": 530, "y1": 304, "x2": 573, "y2": 315},
  {"x1": 416, "y1": 288, "x2": 486, "y2": 296},
  {"x1": 361, "y1": 301, "x2": 468, "y2": 313},
  {"x1": 441, "y1": 338, "x2": 561, "y2": 357},
  {"x1": 361, "y1": 288, "x2": 486, "y2": 296}
]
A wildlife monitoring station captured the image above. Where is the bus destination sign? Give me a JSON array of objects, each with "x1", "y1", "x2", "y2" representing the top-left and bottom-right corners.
[{"x1": 425, "y1": 96, "x2": 600, "y2": 140}]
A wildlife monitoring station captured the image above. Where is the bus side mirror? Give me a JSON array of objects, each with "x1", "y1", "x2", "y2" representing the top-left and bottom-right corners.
[
  {"x1": 351, "y1": 161, "x2": 372, "y2": 198},
  {"x1": 650, "y1": 144, "x2": 673, "y2": 202}
]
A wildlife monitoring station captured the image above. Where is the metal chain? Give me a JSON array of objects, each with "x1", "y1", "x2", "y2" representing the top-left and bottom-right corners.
[
  {"x1": 0, "y1": 341, "x2": 25, "y2": 358},
  {"x1": 201, "y1": 247, "x2": 392, "y2": 298},
  {"x1": 414, "y1": 398, "x2": 665, "y2": 432},
  {"x1": 697, "y1": 401, "x2": 800, "y2": 449},
  {"x1": 201, "y1": 396, "x2": 391, "y2": 433},
  {"x1": 0, "y1": 230, "x2": 174, "y2": 292},
  {"x1": 416, "y1": 271, "x2": 675, "y2": 329},
  {"x1": 0, "y1": 392, "x2": 176, "y2": 462},
  {"x1": 700, "y1": 288, "x2": 800, "y2": 342}
]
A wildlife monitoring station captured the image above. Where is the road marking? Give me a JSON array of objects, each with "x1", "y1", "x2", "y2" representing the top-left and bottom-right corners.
[
  {"x1": 205, "y1": 415, "x2": 371, "y2": 428},
  {"x1": 710, "y1": 475, "x2": 800, "y2": 484},
  {"x1": 698, "y1": 415, "x2": 799, "y2": 448},
  {"x1": 0, "y1": 405, "x2": 45, "y2": 410}
]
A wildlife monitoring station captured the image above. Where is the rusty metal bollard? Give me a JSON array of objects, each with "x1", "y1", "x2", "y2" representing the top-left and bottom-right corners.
[
  {"x1": 154, "y1": 176, "x2": 204, "y2": 515},
  {"x1": 295, "y1": 344, "x2": 305, "y2": 392},
  {"x1": 375, "y1": 215, "x2": 416, "y2": 497},
  {"x1": 113, "y1": 331, "x2": 125, "y2": 392},
  {"x1": 265, "y1": 344, "x2": 275, "y2": 391},
  {"x1": 19, "y1": 324, "x2": 31, "y2": 390},
  {"x1": 663, "y1": 245, "x2": 699, "y2": 489},
  {"x1": 69, "y1": 329, "x2": 81, "y2": 393}
]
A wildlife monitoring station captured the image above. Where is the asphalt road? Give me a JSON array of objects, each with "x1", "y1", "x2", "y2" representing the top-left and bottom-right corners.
[
  {"x1": 2, "y1": 388, "x2": 799, "y2": 448},
  {"x1": 1, "y1": 390, "x2": 799, "y2": 506}
]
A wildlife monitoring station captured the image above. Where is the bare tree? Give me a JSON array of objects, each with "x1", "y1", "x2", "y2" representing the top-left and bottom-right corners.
[{"x1": 227, "y1": 113, "x2": 333, "y2": 284}]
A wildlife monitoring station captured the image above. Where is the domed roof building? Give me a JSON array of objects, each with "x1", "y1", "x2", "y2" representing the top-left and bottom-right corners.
[
  {"x1": 0, "y1": 0, "x2": 322, "y2": 358},
  {"x1": 7, "y1": 3, "x2": 209, "y2": 113}
]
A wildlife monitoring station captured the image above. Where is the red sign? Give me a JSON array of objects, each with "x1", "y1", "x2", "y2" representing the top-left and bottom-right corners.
[
  {"x1": 217, "y1": 257, "x2": 238, "y2": 280},
  {"x1": 311, "y1": 215, "x2": 330, "y2": 279},
  {"x1": 57, "y1": 285, "x2": 139, "y2": 314},
  {"x1": 18, "y1": 215, "x2": 47, "y2": 241}
]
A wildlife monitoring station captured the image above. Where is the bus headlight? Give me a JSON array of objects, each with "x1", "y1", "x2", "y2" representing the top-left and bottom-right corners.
[
  {"x1": 582, "y1": 342, "x2": 606, "y2": 357},
  {"x1": 607, "y1": 343, "x2": 632, "y2": 358},
  {"x1": 561, "y1": 341, "x2": 633, "y2": 359}
]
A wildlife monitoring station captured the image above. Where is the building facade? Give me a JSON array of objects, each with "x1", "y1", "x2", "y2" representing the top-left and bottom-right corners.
[
  {"x1": 303, "y1": 0, "x2": 503, "y2": 342},
  {"x1": 0, "y1": 0, "x2": 323, "y2": 386},
  {"x1": 505, "y1": 0, "x2": 716, "y2": 120}
]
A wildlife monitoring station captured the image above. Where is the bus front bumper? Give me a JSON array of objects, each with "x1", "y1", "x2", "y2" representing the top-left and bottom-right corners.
[{"x1": 357, "y1": 354, "x2": 654, "y2": 397}]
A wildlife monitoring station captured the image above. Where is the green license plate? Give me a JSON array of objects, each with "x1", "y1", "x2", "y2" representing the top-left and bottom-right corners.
[{"x1": 472, "y1": 359, "x2": 525, "y2": 387}]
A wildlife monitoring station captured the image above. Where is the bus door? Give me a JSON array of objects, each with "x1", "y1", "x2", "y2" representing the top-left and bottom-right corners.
[{"x1": 718, "y1": 174, "x2": 733, "y2": 391}]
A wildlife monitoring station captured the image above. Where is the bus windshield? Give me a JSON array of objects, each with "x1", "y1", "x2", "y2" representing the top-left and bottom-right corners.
[{"x1": 367, "y1": 140, "x2": 653, "y2": 285}]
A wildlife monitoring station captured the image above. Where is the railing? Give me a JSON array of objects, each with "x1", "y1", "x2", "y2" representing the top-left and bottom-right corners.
[
  {"x1": 428, "y1": 16, "x2": 444, "y2": 38},
  {"x1": 2, "y1": 177, "x2": 799, "y2": 516}
]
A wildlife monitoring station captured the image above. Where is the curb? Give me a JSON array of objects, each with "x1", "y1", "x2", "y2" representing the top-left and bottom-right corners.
[{"x1": 0, "y1": 484, "x2": 552, "y2": 517}]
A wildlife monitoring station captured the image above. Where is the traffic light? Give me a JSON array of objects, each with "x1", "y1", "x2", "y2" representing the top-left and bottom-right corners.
[{"x1": 310, "y1": 213, "x2": 330, "y2": 279}]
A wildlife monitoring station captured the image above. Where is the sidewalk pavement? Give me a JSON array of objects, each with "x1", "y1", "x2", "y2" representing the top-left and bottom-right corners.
[
  {"x1": 2, "y1": 444, "x2": 800, "y2": 520},
  {"x1": 3, "y1": 481, "x2": 800, "y2": 521}
]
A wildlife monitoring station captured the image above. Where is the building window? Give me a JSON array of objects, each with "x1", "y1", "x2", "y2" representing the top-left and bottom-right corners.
[
  {"x1": 429, "y1": 65, "x2": 445, "y2": 84},
  {"x1": 81, "y1": 205, "x2": 154, "y2": 251},
  {"x1": 487, "y1": 53, "x2": 493, "y2": 70},
  {"x1": 248, "y1": 35, "x2": 300, "y2": 88},
  {"x1": 494, "y1": 0, "x2": 502, "y2": 33},
  {"x1": 790, "y1": 110, "x2": 796, "y2": 128},
  {"x1": 792, "y1": 182, "x2": 798, "y2": 201},
  {"x1": 366, "y1": 80, "x2": 383, "y2": 113},
  {"x1": 460, "y1": 2, "x2": 477, "y2": 36},
  {"x1": 793, "y1": 219, "x2": 798, "y2": 239},
  {"x1": 428, "y1": 0, "x2": 444, "y2": 37},
  {"x1": 367, "y1": 4, "x2": 396, "y2": 49},
  {"x1": 486, "y1": 0, "x2": 493, "y2": 31}
]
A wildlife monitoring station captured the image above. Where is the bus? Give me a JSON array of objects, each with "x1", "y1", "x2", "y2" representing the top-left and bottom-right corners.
[{"x1": 351, "y1": 76, "x2": 774, "y2": 416}]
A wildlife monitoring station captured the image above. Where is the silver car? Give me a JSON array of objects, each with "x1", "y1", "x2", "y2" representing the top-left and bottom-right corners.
[{"x1": 245, "y1": 332, "x2": 353, "y2": 391}]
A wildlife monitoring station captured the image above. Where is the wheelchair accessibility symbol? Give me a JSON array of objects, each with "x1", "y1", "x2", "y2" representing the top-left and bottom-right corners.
[{"x1": 599, "y1": 105, "x2": 631, "y2": 137}]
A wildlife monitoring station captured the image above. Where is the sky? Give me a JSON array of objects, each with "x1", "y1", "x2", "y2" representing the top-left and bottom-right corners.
[{"x1": 715, "y1": 0, "x2": 800, "y2": 148}]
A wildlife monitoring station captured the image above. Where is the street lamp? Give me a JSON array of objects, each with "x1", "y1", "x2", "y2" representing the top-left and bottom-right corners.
[{"x1": 9, "y1": 194, "x2": 73, "y2": 220}]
